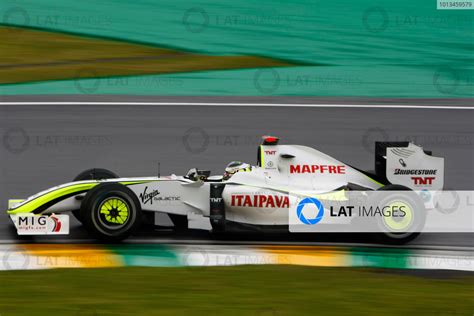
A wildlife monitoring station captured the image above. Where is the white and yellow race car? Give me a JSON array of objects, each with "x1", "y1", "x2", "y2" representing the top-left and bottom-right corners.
[{"x1": 6, "y1": 136, "x2": 444, "y2": 243}]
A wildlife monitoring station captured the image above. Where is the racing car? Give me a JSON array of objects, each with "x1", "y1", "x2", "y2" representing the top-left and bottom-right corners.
[{"x1": 6, "y1": 136, "x2": 444, "y2": 244}]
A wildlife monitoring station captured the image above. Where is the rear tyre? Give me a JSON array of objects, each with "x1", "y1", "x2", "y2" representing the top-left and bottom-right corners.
[
  {"x1": 80, "y1": 183, "x2": 141, "y2": 242},
  {"x1": 72, "y1": 168, "x2": 118, "y2": 223},
  {"x1": 372, "y1": 184, "x2": 424, "y2": 245}
]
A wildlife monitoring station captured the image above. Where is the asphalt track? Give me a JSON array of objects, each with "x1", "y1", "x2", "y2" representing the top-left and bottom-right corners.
[{"x1": 0, "y1": 96, "x2": 472, "y2": 248}]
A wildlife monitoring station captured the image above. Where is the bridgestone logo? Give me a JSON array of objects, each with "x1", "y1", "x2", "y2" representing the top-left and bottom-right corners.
[{"x1": 394, "y1": 169, "x2": 437, "y2": 175}]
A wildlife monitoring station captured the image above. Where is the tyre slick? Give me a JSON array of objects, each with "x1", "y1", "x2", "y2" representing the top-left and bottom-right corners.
[
  {"x1": 73, "y1": 168, "x2": 119, "y2": 182},
  {"x1": 80, "y1": 183, "x2": 141, "y2": 242}
]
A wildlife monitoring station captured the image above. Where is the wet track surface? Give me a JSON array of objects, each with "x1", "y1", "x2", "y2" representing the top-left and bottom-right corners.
[{"x1": 0, "y1": 96, "x2": 472, "y2": 248}]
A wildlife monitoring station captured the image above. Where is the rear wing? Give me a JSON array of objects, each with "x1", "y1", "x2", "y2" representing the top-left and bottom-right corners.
[{"x1": 375, "y1": 142, "x2": 444, "y2": 190}]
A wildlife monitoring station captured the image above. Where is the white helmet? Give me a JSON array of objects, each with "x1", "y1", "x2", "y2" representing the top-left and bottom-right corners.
[{"x1": 223, "y1": 161, "x2": 251, "y2": 179}]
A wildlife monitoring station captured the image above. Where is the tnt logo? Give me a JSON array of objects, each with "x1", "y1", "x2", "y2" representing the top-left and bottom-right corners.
[
  {"x1": 264, "y1": 150, "x2": 276, "y2": 155},
  {"x1": 411, "y1": 177, "x2": 435, "y2": 186}
]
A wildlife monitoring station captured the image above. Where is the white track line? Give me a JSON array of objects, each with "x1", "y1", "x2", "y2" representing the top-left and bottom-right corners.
[{"x1": 0, "y1": 102, "x2": 473, "y2": 110}]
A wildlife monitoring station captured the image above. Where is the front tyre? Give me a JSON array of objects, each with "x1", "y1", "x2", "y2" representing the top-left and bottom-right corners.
[
  {"x1": 72, "y1": 168, "x2": 118, "y2": 224},
  {"x1": 80, "y1": 183, "x2": 141, "y2": 242}
]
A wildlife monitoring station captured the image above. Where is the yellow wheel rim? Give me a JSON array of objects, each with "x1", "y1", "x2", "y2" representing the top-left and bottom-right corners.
[
  {"x1": 99, "y1": 197, "x2": 130, "y2": 225},
  {"x1": 383, "y1": 200, "x2": 413, "y2": 231}
]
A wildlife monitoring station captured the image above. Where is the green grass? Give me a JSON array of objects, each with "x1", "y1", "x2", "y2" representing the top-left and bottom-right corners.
[
  {"x1": 0, "y1": 266, "x2": 472, "y2": 315},
  {"x1": 0, "y1": 26, "x2": 294, "y2": 85}
]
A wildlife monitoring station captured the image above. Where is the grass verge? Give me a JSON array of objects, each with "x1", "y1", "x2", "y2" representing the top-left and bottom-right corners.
[
  {"x1": 0, "y1": 265, "x2": 472, "y2": 315},
  {"x1": 0, "y1": 26, "x2": 294, "y2": 85}
]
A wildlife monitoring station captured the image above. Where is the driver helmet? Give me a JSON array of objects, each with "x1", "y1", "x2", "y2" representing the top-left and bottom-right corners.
[{"x1": 223, "y1": 161, "x2": 251, "y2": 180}]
